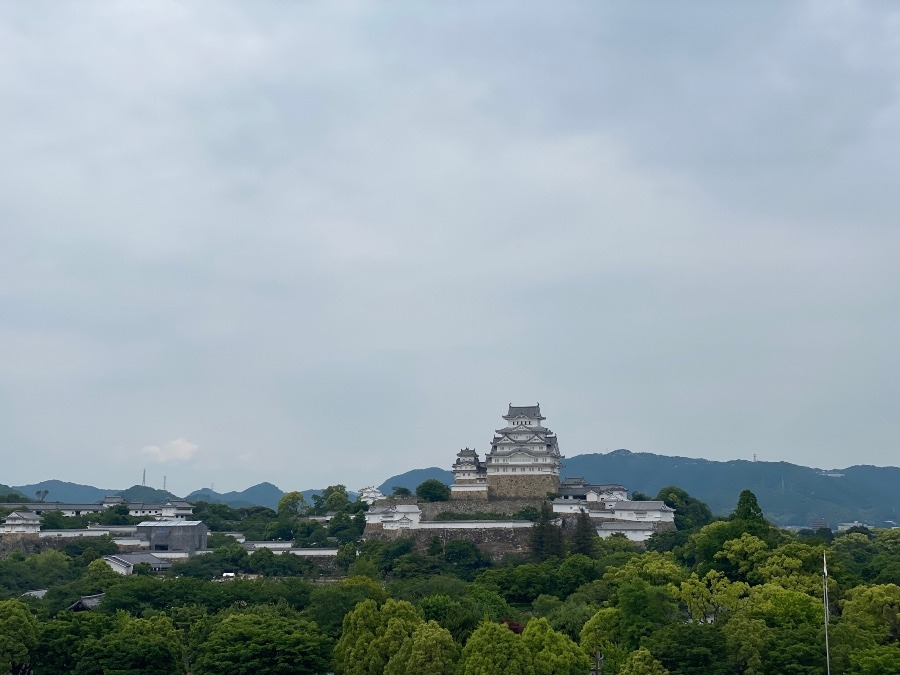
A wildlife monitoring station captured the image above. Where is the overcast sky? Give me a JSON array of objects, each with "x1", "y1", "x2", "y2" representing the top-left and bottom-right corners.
[{"x1": 1, "y1": 2, "x2": 898, "y2": 496}]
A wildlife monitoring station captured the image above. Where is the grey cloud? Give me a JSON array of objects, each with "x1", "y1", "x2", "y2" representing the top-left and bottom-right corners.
[{"x1": 0, "y1": 2, "x2": 897, "y2": 493}]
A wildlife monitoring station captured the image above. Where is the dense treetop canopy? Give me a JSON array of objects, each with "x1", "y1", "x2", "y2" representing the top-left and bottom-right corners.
[{"x1": 1, "y1": 487, "x2": 898, "y2": 673}]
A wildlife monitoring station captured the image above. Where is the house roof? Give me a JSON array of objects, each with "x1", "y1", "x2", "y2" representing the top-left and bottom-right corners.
[
  {"x1": 558, "y1": 482, "x2": 627, "y2": 496},
  {"x1": 598, "y1": 521, "x2": 656, "y2": 531},
  {"x1": 22, "y1": 589, "x2": 48, "y2": 598},
  {"x1": 136, "y1": 520, "x2": 204, "y2": 527},
  {"x1": 610, "y1": 500, "x2": 675, "y2": 512},
  {"x1": 68, "y1": 593, "x2": 105, "y2": 611},
  {"x1": 104, "y1": 553, "x2": 170, "y2": 567},
  {"x1": 5, "y1": 510, "x2": 41, "y2": 520}
]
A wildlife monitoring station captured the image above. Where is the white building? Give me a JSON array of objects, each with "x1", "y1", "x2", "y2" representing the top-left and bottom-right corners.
[
  {"x1": 596, "y1": 521, "x2": 658, "y2": 543},
  {"x1": 358, "y1": 487, "x2": 386, "y2": 505},
  {"x1": 2, "y1": 495, "x2": 194, "y2": 520},
  {"x1": 102, "y1": 553, "x2": 172, "y2": 575},
  {"x1": 556, "y1": 477, "x2": 628, "y2": 503},
  {"x1": 365, "y1": 504, "x2": 424, "y2": 530},
  {"x1": 607, "y1": 500, "x2": 675, "y2": 523},
  {"x1": 552, "y1": 496, "x2": 674, "y2": 524},
  {"x1": 451, "y1": 404, "x2": 564, "y2": 499},
  {"x1": 1, "y1": 511, "x2": 41, "y2": 534}
]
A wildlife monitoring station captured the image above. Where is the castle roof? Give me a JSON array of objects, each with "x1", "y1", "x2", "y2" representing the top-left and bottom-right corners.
[
  {"x1": 456, "y1": 447, "x2": 479, "y2": 457},
  {"x1": 503, "y1": 404, "x2": 545, "y2": 420}
]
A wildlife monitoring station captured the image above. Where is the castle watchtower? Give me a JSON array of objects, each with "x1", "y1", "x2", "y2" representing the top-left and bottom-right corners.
[{"x1": 450, "y1": 447, "x2": 489, "y2": 500}]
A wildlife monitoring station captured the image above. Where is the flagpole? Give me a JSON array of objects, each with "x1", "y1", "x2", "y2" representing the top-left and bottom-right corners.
[{"x1": 823, "y1": 551, "x2": 831, "y2": 675}]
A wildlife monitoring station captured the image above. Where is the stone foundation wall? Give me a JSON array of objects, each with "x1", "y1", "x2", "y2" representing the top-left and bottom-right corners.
[
  {"x1": 487, "y1": 474, "x2": 559, "y2": 499},
  {"x1": 449, "y1": 489, "x2": 489, "y2": 501},
  {"x1": 364, "y1": 525, "x2": 533, "y2": 561},
  {"x1": 420, "y1": 498, "x2": 547, "y2": 520},
  {"x1": 0, "y1": 534, "x2": 90, "y2": 558}
]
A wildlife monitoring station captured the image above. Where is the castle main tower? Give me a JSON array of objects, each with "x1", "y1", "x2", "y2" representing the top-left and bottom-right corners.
[{"x1": 484, "y1": 404, "x2": 562, "y2": 499}]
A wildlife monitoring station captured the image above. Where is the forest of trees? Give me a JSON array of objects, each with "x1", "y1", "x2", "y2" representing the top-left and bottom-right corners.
[{"x1": 1, "y1": 487, "x2": 899, "y2": 673}]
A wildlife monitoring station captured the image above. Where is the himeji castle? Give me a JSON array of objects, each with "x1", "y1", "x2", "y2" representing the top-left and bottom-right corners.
[{"x1": 451, "y1": 403, "x2": 563, "y2": 500}]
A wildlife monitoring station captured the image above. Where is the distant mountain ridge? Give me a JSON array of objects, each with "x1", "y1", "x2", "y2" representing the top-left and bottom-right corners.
[
  {"x1": 378, "y1": 451, "x2": 900, "y2": 527},
  {"x1": 186, "y1": 483, "x2": 286, "y2": 510},
  {"x1": 13, "y1": 480, "x2": 120, "y2": 504},
  {"x1": 9, "y1": 450, "x2": 899, "y2": 526},
  {"x1": 378, "y1": 468, "x2": 452, "y2": 494}
]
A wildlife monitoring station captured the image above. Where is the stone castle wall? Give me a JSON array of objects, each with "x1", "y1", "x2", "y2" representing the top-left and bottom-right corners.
[
  {"x1": 364, "y1": 524, "x2": 533, "y2": 561},
  {"x1": 420, "y1": 498, "x2": 547, "y2": 520},
  {"x1": 449, "y1": 489, "x2": 489, "y2": 501},
  {"x1": 487, "y1": 474, "x2": 559, "y2": 499}
]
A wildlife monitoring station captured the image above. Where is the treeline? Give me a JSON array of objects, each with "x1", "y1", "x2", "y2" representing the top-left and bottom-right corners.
[{"x1": 1, "y1": 488, "x2": 899, "y2": 673}]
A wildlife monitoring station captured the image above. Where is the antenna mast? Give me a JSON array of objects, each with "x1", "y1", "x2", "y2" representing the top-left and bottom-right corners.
[{"x1": 142, "y1": 468, "x2": 146, "y2": 487}]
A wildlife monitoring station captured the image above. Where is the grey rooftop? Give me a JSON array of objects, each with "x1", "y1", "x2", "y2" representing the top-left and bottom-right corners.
[
  {"x1": 610, "y1": 500, "x2": 674, "y2": 511},
  {"x1": 503, "y1": 404, "x2": 545, "y2": 419}
]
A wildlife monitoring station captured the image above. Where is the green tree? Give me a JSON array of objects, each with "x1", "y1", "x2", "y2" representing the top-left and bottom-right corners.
[
  {"x1": 416, "y1": 479, "x2": 451, "y2": 502},
  {"x1": 642, "y1": 622, "x2": 731, "y2": 675},
  {"x1": 850, "y1": 645, "x2": 900, "y2": 674},
  {"x1": 570, "y1": 512, "x2": 596, "y2": 557},
  {"x1": 392, "y1": 486, "x2": 412, "y2": 497},
  {"x1": 332, "y1": 599, "x2": 380, "y2": 675},
  {"x1": 458, "y1": 622, "x2": 536, "y2": 675},
  {"x1": 580, "y1": 608, "x2": 628, "y2": 672},
  {"x1": 193, "y1": 610, "x2": 330, "y2": 675},
  {"x1": 0, "y1": 599, "x2": 38, "y2": 675},
  {"x1": 333, "y1": 598, "x2": 422, "y2": 675},
  {"x1": 521, "y1": 617, "x2": 591, "y2": 675},
  {"x1": 73, "y1": 614, "x2": 183, "y2": 675},
  {"x1": 443, "y1": 540, "x2": 490, "y2": 580},
  {"x1": 311, "y1": 485, "x2": 351, "y2": 514},
  {"x1": 34, "y1": 612, "x2": 114, "y2": 675},
  {"x1": 78, "y1": 557, "x2": 124, "y2": 595},
  {"x1": 613, "y1": 578, "x2": 678, "y2": 649},
  {"x1": 361, "y1": 599, "x2": 421, "y2": 675},
  {"x1": 656, "y1": 486, "x2": 713, "y2": 531},
  {"x1": 673, "y1": 570, "x2": 748, "y2": 623},
  {"x1": 722, "y1": 583, "x2": 824, "y2": 674},
  {"x1": 557, "y1": 554, "x2": 603, "y2": 598},
  {"x1": 619, "y1": 647, "x2": 670, "y2": 675},
  {"x1": 306, "y1": 576, "x2": 387, "y2": 638},
  {"x1": 384, "y1": 620, "x2": 458, "y2": 675},
  {"x1": 714, "y1": 533, "x2": 769, "y2": 583},
  {"x1": 732, "y1": 490, "x2": 765, "y2": 522},
  {"x1": 839, "y1": 584, "x2": 900, "y2": 644},
  {"x1": 531, "y1": 502, "x2": 564, "y2": 561},
  {"x1": 277, "y1": 490, "x2": 309, "y2": 517},
  {"x1": 545, "y1": 599, "x2": 595, "y2": 642}
]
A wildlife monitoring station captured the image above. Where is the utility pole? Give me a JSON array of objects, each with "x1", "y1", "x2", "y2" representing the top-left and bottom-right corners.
[{"x1": 824, "y1": 552, "x2": 831, "y2": 675}]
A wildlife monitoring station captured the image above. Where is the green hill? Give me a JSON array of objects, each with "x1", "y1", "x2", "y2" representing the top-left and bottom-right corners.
[
  {"x1": 0, "y1": 484, "x2": 29, "y2": 503},
  {"x1": 377, "y1": 451, "x2": 900, "y2": 527},
  {"x1": 562, "y1": 450, "x2": 898, "y2": 526},
  {"x1": 12, "y1": 480, "x2": 113, "y2": 504},
  {"x1": 116, "y1": 485, "x2": 181, "y2": 503}
]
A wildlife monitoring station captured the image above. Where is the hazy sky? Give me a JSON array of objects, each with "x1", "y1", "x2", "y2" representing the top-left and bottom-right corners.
[{"x1": 2, "y1": 2, "x2": 898, "y2": 496}]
